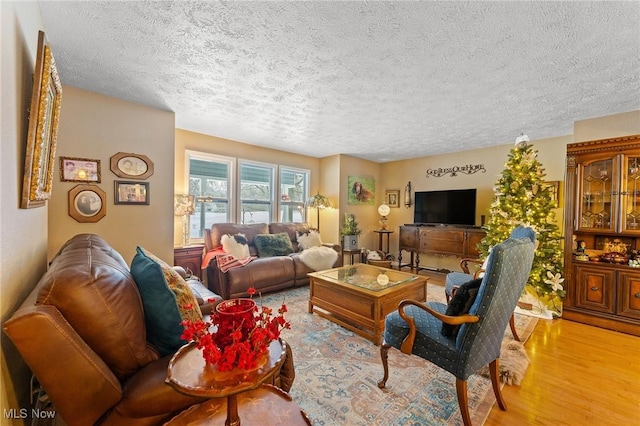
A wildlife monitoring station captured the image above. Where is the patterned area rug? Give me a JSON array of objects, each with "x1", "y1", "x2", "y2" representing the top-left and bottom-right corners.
[{"x1": 260, "y1": 283, "x2": 537, "y2": 426}]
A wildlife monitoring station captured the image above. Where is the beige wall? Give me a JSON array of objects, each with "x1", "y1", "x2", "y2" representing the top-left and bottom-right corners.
[
  {"x1": 1, "y1": 2, "x2": 49, "y2": 423},
  {"x1": 335, "y1": 155, "x2": 383, "y2": 250},
  {"x1": 380, "y1": 134, "x2": 572, "y2": 270},
  {"x1": 174, "y1": 129, "x2": 323, "y2": 243},
  {"x1": 48, "y1": 86, "x2": 176, "y2": 263},
  {"x1": 319, "y1": 155, "x2": 341, "y2": 241},
  {"x1": 574, "y1": 110, "x2": 640, "y2": 142}
]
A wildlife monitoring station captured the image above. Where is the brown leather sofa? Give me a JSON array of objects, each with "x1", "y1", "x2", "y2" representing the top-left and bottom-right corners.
[
  {"x1": 204, "y1": 223, "x2": 342, "y2": 299},
  {"x1": 4, "y1": 234, "x2": 294, "y2": 426}
]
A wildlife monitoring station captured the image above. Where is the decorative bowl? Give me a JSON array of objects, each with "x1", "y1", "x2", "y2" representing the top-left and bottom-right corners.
[{"x1": 600, "y1": 252, "x2": 629, "y2": 264}]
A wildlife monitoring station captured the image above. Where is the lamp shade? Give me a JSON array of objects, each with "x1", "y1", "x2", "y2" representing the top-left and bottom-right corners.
[
  {"x1": 378, "y1": 204, "x2": 390, "y2": 217},
  {"x1": 174, "y1": 194, "x2": 195, "y2": 216},
  {"x1": 306, "y1": 192, "x2": 331, "y2": 209}
]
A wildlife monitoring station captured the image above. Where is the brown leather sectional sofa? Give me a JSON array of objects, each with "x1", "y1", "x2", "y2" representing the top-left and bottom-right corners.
[
  {"x1": 204, "y1": 222, "x2": 342, "y2": 300},
  {"x1": 4, "y1": 234, "x2": 294, "y2": 425}
]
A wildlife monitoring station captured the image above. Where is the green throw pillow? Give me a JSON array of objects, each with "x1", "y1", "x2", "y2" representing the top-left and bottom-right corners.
[
  {"x1": 254, "y1": 232, "x2": 294, "y2": 257},
  {"x1": 131, "y1": 247, "x2": 201, "y2": 356}
]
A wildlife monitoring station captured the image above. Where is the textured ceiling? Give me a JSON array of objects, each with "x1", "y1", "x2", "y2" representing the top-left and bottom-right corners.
[{"x1": 39, "y1": 1, "x2": 640, "y2": 162}]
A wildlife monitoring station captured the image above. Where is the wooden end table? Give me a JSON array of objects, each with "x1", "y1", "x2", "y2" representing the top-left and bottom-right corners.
[
  {"x1": 342, "y1": 248, "x2": 361, "y2": 265},
  {"x1": 166, "y1": 339, "x2": 290, "y2": 426},
  {"x1": 308, "y1": 264, "x2": 428, "y2": 345},
  {"x1": 165, "y1": 384, "x2": 311, "y2": 425}
]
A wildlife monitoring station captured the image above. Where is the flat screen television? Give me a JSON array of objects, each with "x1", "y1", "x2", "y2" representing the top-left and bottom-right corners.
[{"x1": 413, "y1": 189, "x2": 477, "y2": 226}]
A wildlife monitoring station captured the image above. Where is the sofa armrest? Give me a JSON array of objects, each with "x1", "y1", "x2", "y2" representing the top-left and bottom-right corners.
[
  {"x1": 205, "y1": 256, "x2": 231, "y2": 300},
  {"x1": 203, "y1": 228, "x2": 215, "y2": 252},
  {"x1": 187, "y1": 279, "x2": 222, "y2": 315},
  {"x1": 322, "y1": 243, "x2": 344, "y2": 266},
  {"x1": 4, "y1": 305, "x2": 122, "y2": 425}
]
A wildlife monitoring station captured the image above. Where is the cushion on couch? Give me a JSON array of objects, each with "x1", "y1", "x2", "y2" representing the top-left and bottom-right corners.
[
  {"x1": 297, "y1": 230, "x2": 323, "y2": 250},
  {"x1": 254, "y1": 232, "x2": 294, "y2": 257},
  {"x1": 221, "y1": 233, "x2": 250, "y2": 260},
  {"x1": 131, "y1": 247, "x2": 202, "y2": 356},
  {"x1": 441, "y1": 278, "x2": 483, "y2": 338},
  {"x1": 269, "y1": 222, "x2": 311, "y2": 252},
  {"x1": 299, "y1": 246, "x2": 338, "y2": 271}
]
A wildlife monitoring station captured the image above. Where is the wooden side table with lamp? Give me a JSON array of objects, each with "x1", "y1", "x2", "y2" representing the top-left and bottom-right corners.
[{"x1": 375, "y1": 203, "x2": 393, "y2": 254}]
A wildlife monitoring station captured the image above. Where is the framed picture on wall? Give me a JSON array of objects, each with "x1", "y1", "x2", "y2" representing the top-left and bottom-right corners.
[
  {"x1": 544, "y1": 180, "x2": 561, "y2": 204},
  {"x1": 347, "y1": 175, "x2": 375, "y2": 205},
  {"x1": 385, "y1": 190, "x2": 400, "y2": 208},
  {"x1": 60, "y1": 157, "x2": 101, "y2": 183},
  {"x1": 110, "y1": 152, "x2": 154, "y2": 180},
  {"x1": 21, "y1": 31, "x2": 63, "y2": 209},
  {"x1": 114, "y1": 181, "x2": 150, "y2": 205},
  {"x1": 68, "y1": 184, "x2": 106, "y2": 223}
]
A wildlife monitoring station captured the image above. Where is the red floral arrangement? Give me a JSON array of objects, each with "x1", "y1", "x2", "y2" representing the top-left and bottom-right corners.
[{"x1": 181, "y1": 287, "x2": 290, "y2": 371}]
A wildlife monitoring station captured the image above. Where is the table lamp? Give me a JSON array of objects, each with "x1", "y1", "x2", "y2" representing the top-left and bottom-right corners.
[
  {"x1": 378, "y1": 204, "x2": 390, "y2": 230},
  {"x1": 174, "y1": 194, "x2": 195, "y2": 246}
]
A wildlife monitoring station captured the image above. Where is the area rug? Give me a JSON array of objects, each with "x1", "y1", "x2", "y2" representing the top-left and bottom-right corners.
[{"x1": 260, "y1": 283, "x2": 537, "y2": 426}]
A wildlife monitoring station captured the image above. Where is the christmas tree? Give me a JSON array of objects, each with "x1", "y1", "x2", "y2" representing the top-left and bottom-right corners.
[{"x1": 478, "y1": 135, "x2": 565, "y2": 318}]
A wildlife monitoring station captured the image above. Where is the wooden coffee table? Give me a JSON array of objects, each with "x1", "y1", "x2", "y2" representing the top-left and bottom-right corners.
[{"x1": 308, "y1": 264, "x2": 428, "y2": 345}]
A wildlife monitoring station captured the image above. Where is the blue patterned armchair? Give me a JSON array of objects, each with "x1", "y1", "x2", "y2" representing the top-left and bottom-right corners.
[
  {"x1": 443, "y1": 226, "x2": 537, "y2": 341},
  {"x1": 378, "y1": 226, "x2": 536, "y2": 426}
]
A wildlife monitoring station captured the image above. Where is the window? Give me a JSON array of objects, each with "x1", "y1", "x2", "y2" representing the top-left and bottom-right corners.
[
  {"x1": 280, "y1": 167, "x2": 308, "y2": 223},
  {"x1": 187, "y1": 151, "x2": 233, "y2": 238},
  {"x1": 185, "y1": 151, "x2": 310, "y2": 240},
  {"x1": 239, "y1": 162, "x2": 274, "y2": 224}
]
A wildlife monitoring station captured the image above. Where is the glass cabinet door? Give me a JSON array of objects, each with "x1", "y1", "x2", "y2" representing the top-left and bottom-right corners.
[
  {"x1": 621, "y1": 155, "x2": 640, "y2": 233},
  {"x1": 578, "y1": 157, "x2": 617, "y2": 232}
]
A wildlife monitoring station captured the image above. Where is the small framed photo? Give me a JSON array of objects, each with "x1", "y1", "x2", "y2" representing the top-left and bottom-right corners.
[
  {"x1": 544, "y1": 181, "x2": 561, "y2": 203},
  {"x1": 115, "y1": 181, "x2": 149, "y2": 205},
  {"x1": 110, "y1": 152, "x2": 154, "y2": 180},
  {"x1": 60, "y1": 157, "x2": 101, "y2": 183},
  {"x1": 68, "y1": 184, "x2": 106, "y2": 223},
  {"x1": 385, "y1": 190, "x2": 400, "y2": 208}
]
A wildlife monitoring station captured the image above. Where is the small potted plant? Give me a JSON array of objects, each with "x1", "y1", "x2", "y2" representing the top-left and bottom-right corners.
[{"x1": 340, "y1": 213, "x2": 362, "y2": 250}]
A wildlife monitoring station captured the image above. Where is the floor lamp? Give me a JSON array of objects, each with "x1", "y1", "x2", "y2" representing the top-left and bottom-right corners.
[{"x1": 306, "y1": 192, "x2": 331, "y2": 231}]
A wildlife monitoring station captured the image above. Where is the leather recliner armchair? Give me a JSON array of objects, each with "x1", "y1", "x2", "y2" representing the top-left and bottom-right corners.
[{"x1": 4, "y1": 234, "x2": 294, "y2": 425}]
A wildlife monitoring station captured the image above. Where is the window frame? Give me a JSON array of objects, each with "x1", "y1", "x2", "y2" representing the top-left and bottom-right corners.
[
  {"x1": 185, "y1": 150, "x2": 235, "y2": 240},
  {"x1": 278, "y1": 165, "x2": 310, "y2": 224},
  {"x1": 184, "y1": 151, "x2": 311, "y2": 243},
  {"x1": 238, "y1": 160, "x2": 276, "y2": 224}
]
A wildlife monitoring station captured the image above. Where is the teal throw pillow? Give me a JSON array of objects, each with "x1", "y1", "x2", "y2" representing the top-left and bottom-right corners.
[
  {"x1": 254, "y1": 232, "x2": 294, "y2": 257},
  {"x1": 131, "y1": 247, "x2": 189, "y2": 356}
]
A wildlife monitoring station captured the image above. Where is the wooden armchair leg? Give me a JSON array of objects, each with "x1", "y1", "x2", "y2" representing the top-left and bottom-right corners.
[
  {"x1": 509, "y1": 314, "x2": 520, "y2": 341},
  {"x1": 455, "y1": 378, "x2": 472, "y2": 426},
  {"x1": 378, "y1": 343, "x2": 391, "y2": 389},
  {"x1": 489, "y1": 359, "x2": 507, "y2": 411}
]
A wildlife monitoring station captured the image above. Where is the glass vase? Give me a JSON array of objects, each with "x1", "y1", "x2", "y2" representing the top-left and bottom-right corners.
[{"x1": 214, "y1": 298, "x2": 257, "y2": 349}]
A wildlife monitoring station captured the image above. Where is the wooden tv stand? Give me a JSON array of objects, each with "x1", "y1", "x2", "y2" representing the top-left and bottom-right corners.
[{"x1": 398, "y1": 224, "x2": 486, "y2": 273}]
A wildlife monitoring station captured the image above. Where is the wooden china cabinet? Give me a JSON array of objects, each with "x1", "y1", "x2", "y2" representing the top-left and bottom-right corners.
[{"x1": 563, "y1": 135, "x2": 640, "y2": 336}]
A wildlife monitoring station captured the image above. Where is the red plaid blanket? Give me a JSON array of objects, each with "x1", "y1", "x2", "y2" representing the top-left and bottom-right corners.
[{"x1": 202, "y1": 248, "x2": 256, "y2": 273}]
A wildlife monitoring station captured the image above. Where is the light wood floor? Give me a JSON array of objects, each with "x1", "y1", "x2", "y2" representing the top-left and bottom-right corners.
[
  {"x1": 421, "y1": 271, "x2": 640, "y2": 426},
  {"x1": 485, "y1": 317, "x2": 640, "y2": 426}
]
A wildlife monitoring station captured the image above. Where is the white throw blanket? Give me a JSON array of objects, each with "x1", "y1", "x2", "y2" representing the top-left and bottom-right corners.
[{"x1": 299, "y1": 246, "x2": 339, "y2": 271}]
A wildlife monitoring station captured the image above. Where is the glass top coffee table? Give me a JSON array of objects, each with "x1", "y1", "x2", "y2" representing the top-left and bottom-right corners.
[{"x1": 308, "y1": 264, "x2": 428, "y2": 345}]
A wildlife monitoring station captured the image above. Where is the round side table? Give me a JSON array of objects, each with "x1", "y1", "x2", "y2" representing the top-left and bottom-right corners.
[
  {"x1": 165, "y1": 384, "x2": 311, "y2": 425},
  {"x1": 166, "y1": 339, "x2": 289, "y2": 426}
]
